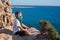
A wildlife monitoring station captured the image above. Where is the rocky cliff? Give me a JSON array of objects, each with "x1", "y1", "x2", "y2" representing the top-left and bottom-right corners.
[
  {"x1": 0, "y1": 0, "x2": 14, "y2": 40},
  {"x1": 0, "y1": 0, "x2": 15, "y2": 30}
]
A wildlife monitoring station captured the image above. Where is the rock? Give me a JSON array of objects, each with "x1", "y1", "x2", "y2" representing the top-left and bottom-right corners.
[
  {"x1": 13, "y1": 34, "x2": 36, "y2": 40},
  {"x1": 12, "y1": 27, "x2": 40, "y2": 40},
  {"x1": 0, "y1": 0, "x2": 15, "y2": 40},
  {"x1": 0, "y1": 0, "x2": 15, "y2": 30},
  {"x1": 0, "y1": 33, "x2": 12, "y2": 40},
  {"x1": 28, "y1": 27, "x2": 40, "y2": 35}
]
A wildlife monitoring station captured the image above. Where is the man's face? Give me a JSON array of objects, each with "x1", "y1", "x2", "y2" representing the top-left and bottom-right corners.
[{"x1": 18, "y1": 13, "x2": 22, "y2": 19}]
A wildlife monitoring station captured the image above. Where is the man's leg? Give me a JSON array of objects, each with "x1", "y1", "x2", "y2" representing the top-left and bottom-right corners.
[{"x1": 14, "y1": 31, "x2": 27, "y2": 36}]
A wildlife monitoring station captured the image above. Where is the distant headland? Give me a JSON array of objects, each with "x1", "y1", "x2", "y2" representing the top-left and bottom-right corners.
[
  {"x1": 12, "y1": 5, "x2": 35, "y2": 8},
  {"x1": 12, "y1": 5, "x2": 60, "y2": 8}
]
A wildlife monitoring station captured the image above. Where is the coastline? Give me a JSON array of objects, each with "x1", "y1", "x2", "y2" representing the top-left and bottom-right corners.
[{"x1": 12, "y1": 5, "x2": 60, "y2": 8}]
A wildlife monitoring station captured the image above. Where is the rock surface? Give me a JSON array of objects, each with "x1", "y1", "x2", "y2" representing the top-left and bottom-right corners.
[
  {"x1": 0, "y1": 0, "x2": 15, "y2": 30},
  {"x1": 0, "y1": 0, "x2": 13, "y2": 40},
  {"x1": 0, "y1": 27, "x2": 40, "y2": 40},
  {"x1": 12, "y1": 27, "x2": 40, "y2": 40}
]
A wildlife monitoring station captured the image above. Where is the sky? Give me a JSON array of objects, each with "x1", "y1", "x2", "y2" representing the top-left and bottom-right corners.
[{"x1": 10, "y1": 0, "x2": 60, "y2": 6}]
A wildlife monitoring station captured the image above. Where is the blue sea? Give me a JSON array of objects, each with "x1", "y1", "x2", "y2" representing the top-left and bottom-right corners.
[{"x1": 12, "y1": 6, "x2": 60, "y2": 32}]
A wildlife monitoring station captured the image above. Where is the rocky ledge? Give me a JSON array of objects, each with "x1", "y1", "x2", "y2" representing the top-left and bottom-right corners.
[{"x1": 0, "y1": 27, "x2": 40, "y2": 40}]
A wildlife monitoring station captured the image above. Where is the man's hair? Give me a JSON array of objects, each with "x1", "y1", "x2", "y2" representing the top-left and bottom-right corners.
[{"x1": 15, "y1": 11, "x2": 20, "y2": 16}]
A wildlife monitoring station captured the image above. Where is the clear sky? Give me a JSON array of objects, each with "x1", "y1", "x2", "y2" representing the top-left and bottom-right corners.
[{"x1": 10, "y1": 0, "x2": 60, "y2": 6}]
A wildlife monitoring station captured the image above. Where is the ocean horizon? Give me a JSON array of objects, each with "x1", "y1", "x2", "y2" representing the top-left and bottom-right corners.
[{"x1": 12, "y1": 6, "x2": 60, "y2": 33}]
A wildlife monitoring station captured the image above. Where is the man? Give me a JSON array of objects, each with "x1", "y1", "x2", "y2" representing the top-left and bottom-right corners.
[{"x1": 13, "y1": 11, "x2": 31, "y2": 36}]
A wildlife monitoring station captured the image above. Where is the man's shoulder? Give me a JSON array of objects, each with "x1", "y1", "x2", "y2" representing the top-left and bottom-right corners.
[
  {"x1": 14, "y1": 18, "x2": 17, "y2": 20},
  {"x1": 14, "y1": 18, "x2": 19, "y2": 22}
]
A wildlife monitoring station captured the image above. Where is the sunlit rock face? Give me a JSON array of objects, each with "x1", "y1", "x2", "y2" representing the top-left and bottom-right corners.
[
  {"x1": 0, "y1": 0, "x2": 15, "y2": 30},
  {"x1": 0, "y1": 0, "x2": 15, "y2": 40}
]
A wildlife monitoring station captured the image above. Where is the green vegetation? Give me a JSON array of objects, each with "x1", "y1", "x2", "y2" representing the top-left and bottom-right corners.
[{"x1": 39, "y1": 20, "x2": 60, "y2": 40}]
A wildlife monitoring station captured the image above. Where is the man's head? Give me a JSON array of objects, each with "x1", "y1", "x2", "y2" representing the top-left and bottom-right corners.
[{"x1": 15, "y1": 11, "x2": 22, "y2": 19}]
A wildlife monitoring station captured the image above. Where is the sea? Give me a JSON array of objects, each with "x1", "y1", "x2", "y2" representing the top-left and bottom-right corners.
[{"x1": 12, "y1": 6, "x2": 60, "y2": 33}]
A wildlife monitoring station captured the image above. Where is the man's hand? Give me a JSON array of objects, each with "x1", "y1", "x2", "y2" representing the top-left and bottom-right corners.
[
  {"x1": 18, "y1": 26, "x2": 28, "y2": 31},
  {"x1": 22, "y1": 26, "x2": 29, "y2": 29},
  {"x1": 23, "y1": 28, "x2": 28, "y2": 32}
]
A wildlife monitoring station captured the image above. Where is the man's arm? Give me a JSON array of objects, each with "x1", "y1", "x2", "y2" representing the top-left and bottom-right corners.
[
  {"x1": 16, "y1": 19, "x2": 26, "y2": 31},
  {"x1": 18, "y1": 26, "x2": 27, "y2": 31},
  {"x1": 16, "y1": 19, "x2": 31, "y2": 34},
  {"x1": 18, "y1": 26, "x2": 31, "y2": 35},
  {"x1": 22, "y1": 23, "x2": 29, "y2": 29}
]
